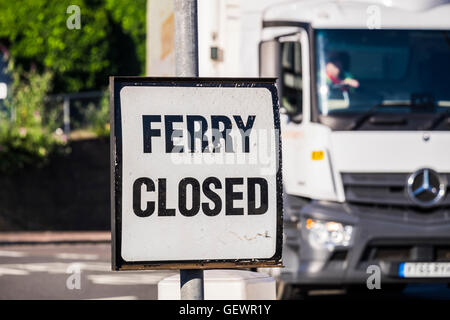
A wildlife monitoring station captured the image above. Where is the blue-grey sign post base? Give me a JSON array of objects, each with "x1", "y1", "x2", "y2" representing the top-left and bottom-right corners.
[
  {"x1": 174, "y1": 0, "x2": 205, "y2": 300},
  {"x1": 180, "y1": 269, "x2": 205, "y2": 300}
]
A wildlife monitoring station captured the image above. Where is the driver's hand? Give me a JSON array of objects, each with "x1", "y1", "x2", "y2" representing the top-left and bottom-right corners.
[{"x1": 342, "y1": 78, "x2": 359, "y2": 88}]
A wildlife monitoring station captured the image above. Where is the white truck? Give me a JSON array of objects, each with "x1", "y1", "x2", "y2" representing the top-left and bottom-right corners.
[{"x1": 148, "y1": 0, "x2": 450, "y2": 296}]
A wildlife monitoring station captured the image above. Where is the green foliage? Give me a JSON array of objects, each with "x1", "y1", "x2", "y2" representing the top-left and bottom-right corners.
[
  {"x1": 0, "y1": 0, "x2": 146, "y2": 93},
  {"x1": 84, "y1": 91, "x2": 110, "y2": 138},
  {"x1": 0, "y1": 60, "x2": 67, "y2": 173},
  {"x1": 105, "y1": 0, "x2": 147, "y2": 73}
]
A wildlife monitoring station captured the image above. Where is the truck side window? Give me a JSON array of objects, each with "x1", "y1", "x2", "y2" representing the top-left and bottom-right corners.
[{"x1": 281, "y1": 42, "x2": 302, "y2": 122}]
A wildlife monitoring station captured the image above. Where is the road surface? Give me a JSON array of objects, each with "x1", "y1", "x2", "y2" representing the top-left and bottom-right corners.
[
  {"x1": 0, "y1": 243, "x2": 449, "y2": 300},
  {"x1": 0, "y1": 243, "x2": 175, "y2": 300}
]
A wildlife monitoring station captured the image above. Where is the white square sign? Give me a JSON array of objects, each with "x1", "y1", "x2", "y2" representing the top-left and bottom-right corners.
[{"x1": 111, "y1": 77, "x2": 282, "y2": 270}]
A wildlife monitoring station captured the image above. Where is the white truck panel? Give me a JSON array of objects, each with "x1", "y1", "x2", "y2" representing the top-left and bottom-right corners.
[
  {"x1": 263, "y1": 0, "x2": 450, "y2": 29},
  {"x1": 331, "y1": 131, "x2": 450, "y2": 173}
]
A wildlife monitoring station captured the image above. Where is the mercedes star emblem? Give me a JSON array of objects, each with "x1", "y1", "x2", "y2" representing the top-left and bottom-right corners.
[{"x1": 407, "y1": 168, "x2": 447, "y2": 207}]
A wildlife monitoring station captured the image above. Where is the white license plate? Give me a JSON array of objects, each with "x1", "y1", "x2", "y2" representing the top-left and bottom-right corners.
[{"x1": 399, "y1": 262, "x2": 450, "y2": 278}]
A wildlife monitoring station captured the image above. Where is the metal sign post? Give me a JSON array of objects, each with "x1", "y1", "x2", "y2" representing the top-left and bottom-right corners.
[
  {"x1": 174, "y1": 0, "x2": 199, "y2": 77},
  {"x1": 174, "y1": 0, "x2": 203, "y2": 301}
]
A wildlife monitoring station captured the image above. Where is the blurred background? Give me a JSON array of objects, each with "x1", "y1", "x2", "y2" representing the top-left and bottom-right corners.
[{"x1": 0, "y1": 0, "x2": 146, "y2": 231}]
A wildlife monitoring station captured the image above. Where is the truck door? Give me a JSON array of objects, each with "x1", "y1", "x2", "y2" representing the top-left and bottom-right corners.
[{"x1": 260, "y1": 31, "x2": 310, "y2": 196}]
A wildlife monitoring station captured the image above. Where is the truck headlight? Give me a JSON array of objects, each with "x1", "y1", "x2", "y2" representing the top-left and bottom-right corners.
[{"x1": 305, "y1": 218, "x2": 353, "y2": 251}]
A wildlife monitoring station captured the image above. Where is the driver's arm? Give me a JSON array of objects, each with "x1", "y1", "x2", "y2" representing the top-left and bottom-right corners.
[{"x1": 341, "y1": 73, "x2": 359, "y2": 88}]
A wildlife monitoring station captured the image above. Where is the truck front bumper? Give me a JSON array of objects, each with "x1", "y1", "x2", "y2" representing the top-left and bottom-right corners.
[{"x1": 281, "y1": 200, "x2": 450, "y2": 285}]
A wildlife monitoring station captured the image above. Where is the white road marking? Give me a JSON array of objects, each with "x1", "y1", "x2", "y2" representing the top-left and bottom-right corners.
[
  {"x1": 0, "y1": 262, "x2": 110, "y2": 277},
  {"x1": 0, "y1": 267, "x2": 29, "y2": 276},
  {"x1": 55, "y1": 253, "x2": 99, "y2": 260},
  {"x1": 0, "y1": 261, "x2": 172, "y2": 288},
  {"x1": 0, "y1": 250, "x2": 28, "y2": 257},
  {"x1": 88, "y1": 273, "x2": 176, "y2": 285}
]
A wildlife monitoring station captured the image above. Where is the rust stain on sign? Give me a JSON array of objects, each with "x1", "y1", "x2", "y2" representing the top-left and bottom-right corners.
[
  {"x1": 160, "y1": 12, "x2": 174, "y2": 60},
  {"x1": 118, "y1": 261, "x2": 283, "y2": 271}
]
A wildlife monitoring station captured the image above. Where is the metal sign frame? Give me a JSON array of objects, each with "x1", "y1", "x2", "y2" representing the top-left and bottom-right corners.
[{"x1": 110, "y1": 76, "x2": 283, "y2": 271}]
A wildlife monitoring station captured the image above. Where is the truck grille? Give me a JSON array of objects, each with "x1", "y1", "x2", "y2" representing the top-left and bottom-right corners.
[
  {"x1": 360, "y1": 243, "x2": 450, "y2": 262},
  {"x1": 341, "y1": 172, "x2": 450, "y2": 207}
]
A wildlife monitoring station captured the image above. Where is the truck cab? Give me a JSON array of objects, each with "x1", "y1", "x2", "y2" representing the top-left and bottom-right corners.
[{"x1": 258, "y1": 0, "x2": 450, "y2": 291}]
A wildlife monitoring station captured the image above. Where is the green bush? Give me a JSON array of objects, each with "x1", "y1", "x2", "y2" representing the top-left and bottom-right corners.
[
  {"x1": 0, "y1": 0, "x2": 146, "y2": 94},
  {"x1": 0, "y1": 60, "x2": 68, "y2": 173},
  {"x1": 84, "y1": 91, "x2": 110, "y2": 138}
]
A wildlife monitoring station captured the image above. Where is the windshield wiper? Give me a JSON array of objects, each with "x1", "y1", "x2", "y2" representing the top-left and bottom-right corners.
[
  {"x1": 346, "y1": 102, "x2": 412, "y2": 130},
  {"x1": 425, "y1": 109, "x2": 450, "y2": 130}
]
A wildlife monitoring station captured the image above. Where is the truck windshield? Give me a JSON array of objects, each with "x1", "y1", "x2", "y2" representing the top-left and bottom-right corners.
[{"x1": 315, "y1": 29, "x2": 450, "y2": 130}]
